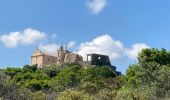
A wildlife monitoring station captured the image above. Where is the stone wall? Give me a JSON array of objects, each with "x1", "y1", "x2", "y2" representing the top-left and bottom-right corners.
[
  {"x1": 86, "y1": 54, "x2": 111, "y2": 66},
  {"x1": 64, "y1": 53, "x2": 83, "y2": 63},
  {"x1": 31, "y1": 49, "x2": 57, "y2": 68},
  {"x1": 42, "y1": 55, "x2": 57, "y2": 66}
]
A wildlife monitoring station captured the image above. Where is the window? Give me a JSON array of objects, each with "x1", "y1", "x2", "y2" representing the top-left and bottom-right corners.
[
  {"x1": 88, "y1": 56, "x2": 91, "y2": 61},
  {"x1": 98, "y1": 57, "x2": 101, "y2": 60}
]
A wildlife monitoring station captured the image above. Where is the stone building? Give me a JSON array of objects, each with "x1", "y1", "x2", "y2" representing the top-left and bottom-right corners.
[
  {"x1": 31, "y1": 49, "x2": 57, "y2": 68},
  {"x1": 31, "y1": 46, "x2": 112, "y2": 68},
  {"x1": 31, "y1": 46, "x2": 83, "y2": 68},
  {"x1": 86, "y1": 54, "x2": 111, "y2": 66},
  {"x1": 56, "y1": 46, "x2": 83, "y2": 64}
]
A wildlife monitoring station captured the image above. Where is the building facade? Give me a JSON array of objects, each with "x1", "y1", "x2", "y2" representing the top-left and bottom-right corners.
[
  {"x1": 31, "y1": 49, "x2": 57, "y2": 68},
  {"x1": 31, "y1": 46, "x2": 111, "y2": 68},
  {"x1": 31, "y1": 46, "x2": 83, "y2": 68}
]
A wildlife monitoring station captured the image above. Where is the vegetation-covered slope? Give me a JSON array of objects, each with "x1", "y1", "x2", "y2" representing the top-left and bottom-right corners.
[{"x1": 0, "y1": 48, "x2": 170, "y2": 100}]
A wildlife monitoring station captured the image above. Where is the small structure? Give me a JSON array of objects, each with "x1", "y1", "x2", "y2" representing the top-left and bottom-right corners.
[
  {"x1": 86, "y1": 54, "x2": 111, "y2": 66},
  {"x1": 31, "y1": 46, "x2": 112, "y2": 68}
]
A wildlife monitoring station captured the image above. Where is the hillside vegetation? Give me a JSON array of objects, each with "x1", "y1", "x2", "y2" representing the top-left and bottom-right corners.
[{"x1": 0, "y1": 48, "x2": 170, "y2": 100}]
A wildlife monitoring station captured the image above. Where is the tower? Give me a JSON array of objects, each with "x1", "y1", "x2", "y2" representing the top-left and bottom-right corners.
[
  {"x1": 57, "y1": 46, "x2": 64, "y2": 57},
  {"x1": 57, "y1": 46, "x2": 65, "y2": 63}
]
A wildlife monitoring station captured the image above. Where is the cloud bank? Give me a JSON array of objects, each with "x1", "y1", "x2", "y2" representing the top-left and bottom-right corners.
[
  {"x1": 76, "y1": 34, "x2": 150, "y2": 72},
  {"x1": 87, "y1": 0, "x2": 107, "y2": 15},
  {"x1": 77, "y1": 35, "x2": 124, "y2": 60},
  {"x1": 0, "y1": 28, "x2": 46, "y2": 48},
  {"x1": 77, "y1": 34, "x2": 150, "y2": 61}
]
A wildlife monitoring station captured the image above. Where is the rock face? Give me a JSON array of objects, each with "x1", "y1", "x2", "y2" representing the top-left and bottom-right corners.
[{"x1": 31, "y1": 46, "x2": 111, "y2": 68}]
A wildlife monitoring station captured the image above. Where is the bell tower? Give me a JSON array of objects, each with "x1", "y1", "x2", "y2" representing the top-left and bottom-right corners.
[
  {"x1": 57, "y1": 46, "x2": 64, "y2": 63},
  {"x1": 57, "y1": 46, "x2": 64, "y2": 57}
]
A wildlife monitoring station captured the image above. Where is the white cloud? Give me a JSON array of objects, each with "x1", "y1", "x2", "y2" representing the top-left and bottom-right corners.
[
  {"x1": 39, "y1": 43, "x2": 60, "y2": 55},
  {"x1": 125, "y1": 43, "x2": 151, "y2": 60},
  {"x1": 21, "y1": 28, "x2": 46, "y2": 45},
  {"x1": 67, "y1": 41, "x2": 76, "y2": 49},
  {"x1": 0, "y1": 28, "x2": 46, "y2": 48},
  {"x1": 0, "y1": 32, "x2": 21, "y2": 48},
  {"x1": 77, "y1": 34, "x2": 124, "y2": 61},
  {"x1": 87, "y1": 0, "x2": 107, "y2": 15},
  {"x1": 76, "y1": 34, "x2": 150, "y2": 73},
  {"x1": 76, "y1": 34, "x2": 150, "y2": 62}
]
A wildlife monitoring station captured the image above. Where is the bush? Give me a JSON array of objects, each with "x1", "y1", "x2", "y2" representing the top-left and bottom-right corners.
[{"x1": 57, "y1": 89, "x2": 91, "y2": 100}]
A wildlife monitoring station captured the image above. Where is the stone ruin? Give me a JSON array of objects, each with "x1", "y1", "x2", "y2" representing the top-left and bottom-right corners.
[{"x1": 31, "y1": 46, "x2": 111, "y2": 68}]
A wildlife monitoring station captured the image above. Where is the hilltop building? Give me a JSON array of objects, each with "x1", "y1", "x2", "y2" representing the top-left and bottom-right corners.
[
  {"x1": 31, "y1": 49, "x2": 57, "y2": 68},
  {"x1": 31, "y1": 46, "x2": 111, "y2": 68},
  {"x1": 86, "y1": 54, "x2": 111, "y2": 66}
]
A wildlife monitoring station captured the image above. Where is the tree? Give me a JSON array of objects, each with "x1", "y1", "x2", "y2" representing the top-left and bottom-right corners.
[
  {"x1": 4, "y1": 67, "x2": 22, "y2": 79},
  {"x1": 49, "y1": 65, "x2": 81, "y2": 91},
  {"x1": 138, "y1": 48, "x2": 170, "y2": 66},
  {"x1": 42, "y1": 66, "x2": 58, "y2": 78},
  {"x1": 0, "y1": 72, "x2": 32, "y2": 99},
  {"x1": 125, "y1": 48, "x2": 170, "y2": 99},
  {"x1": 23, "y1": 64, "x2": 37, "y2": 73}
]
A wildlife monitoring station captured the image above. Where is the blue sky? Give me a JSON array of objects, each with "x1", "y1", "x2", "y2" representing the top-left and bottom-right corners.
[{"x1": 0, "y1": 0, "x2": 170, "y2": 73}]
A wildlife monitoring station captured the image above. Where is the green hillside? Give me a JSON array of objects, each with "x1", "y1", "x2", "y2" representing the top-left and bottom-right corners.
[{"x1": 0, "y1": 48, "x2": 170, "y2": 100}]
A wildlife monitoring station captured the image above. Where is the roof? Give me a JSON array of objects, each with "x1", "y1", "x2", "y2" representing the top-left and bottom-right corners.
[{"x1": 86, "y1": 53, "x2": 109, "y2": 57}]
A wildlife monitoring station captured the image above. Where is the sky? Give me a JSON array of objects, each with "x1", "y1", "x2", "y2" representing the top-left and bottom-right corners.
[{"x1": 0, "y1": 0, "x2": 170, "y2": 73}]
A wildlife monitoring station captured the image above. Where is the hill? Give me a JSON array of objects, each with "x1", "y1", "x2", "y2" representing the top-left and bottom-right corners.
[{"x1": 0, "y1": 48, "x2": 170, "y2": 100}]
